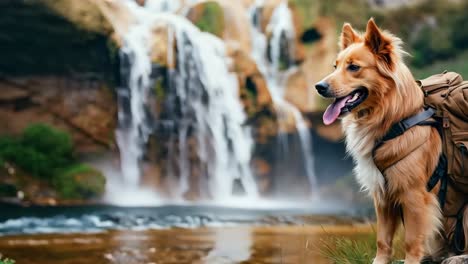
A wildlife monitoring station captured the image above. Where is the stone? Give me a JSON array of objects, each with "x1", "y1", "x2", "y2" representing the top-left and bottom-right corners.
[
  {"x1": 135, "y1": 0, "x2": 146, "y2": 6},
  {"x1": 299, "y1": 17, "x2": 338, "y2": 112},
  {"x1": 0, "y1": 77, "x2": 117, "y2": 154},
  {"x1": 40, "y1": 0, "x2": 113, "y2": 35},
  {"x1": 284, "y1": 68, "x2": 314, "y2": 112},
  {"x1": 186, "y1": 1, "x2": 225, "y2": 37},
  {"x1": 150, "y1": 24, "x2": 176, "y2": 68},
  {"x1": 442, "y1": 255, "x2": 468, "y2": 264}
]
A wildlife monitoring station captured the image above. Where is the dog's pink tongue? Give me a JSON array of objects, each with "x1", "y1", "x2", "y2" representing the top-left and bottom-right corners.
[{"x1": 323, "y1": 95, "x2": 352, "y2": 125}]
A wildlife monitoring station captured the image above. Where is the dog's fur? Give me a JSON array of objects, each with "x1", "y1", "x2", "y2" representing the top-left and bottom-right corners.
[{"x1": 316, "y1": 19, "x2": 468, "y2": 263}]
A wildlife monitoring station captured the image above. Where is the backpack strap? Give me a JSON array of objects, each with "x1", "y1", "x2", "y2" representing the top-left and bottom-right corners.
[
  {"x1": 372, "y1": 107, "x2": 448, "y2": 208},
  {"x1": 383, "y1": 108, "x2": 436, "y2": 142},
  {"x1": 372, "y1": 108, "x2": 436, "y2": 157}
]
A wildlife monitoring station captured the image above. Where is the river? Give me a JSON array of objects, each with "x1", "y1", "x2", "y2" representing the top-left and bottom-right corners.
[{"x1": 0, "y1": 204, "x2": 373, "y2": 263}]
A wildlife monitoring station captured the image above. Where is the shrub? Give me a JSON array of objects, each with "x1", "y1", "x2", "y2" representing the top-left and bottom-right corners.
[
  {"x1": 53, "y1": 164, "x2": 106, "y2": 199},
  {"x1": 0, "y1": 123, "x2": 106, "y2": 200},
  {"x1": 0, "y1": 124, "x2": 73, "y2": 179}
]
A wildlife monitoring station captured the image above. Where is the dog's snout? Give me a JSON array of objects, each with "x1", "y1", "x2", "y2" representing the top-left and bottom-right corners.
[{"x1": 315, "y1": 81, "x2": 330, "y2": 95}]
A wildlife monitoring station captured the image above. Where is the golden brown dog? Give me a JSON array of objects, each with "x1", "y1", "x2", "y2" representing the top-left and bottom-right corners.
[{"x1": 315, "y1": 19, "x2": 449, "y2": 263}]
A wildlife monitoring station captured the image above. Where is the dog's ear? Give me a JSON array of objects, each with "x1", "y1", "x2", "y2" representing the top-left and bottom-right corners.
[
  {"x1": 364, "y1": 18, "x2": 393, "y2": 66},
  {"x1": 340, "y1": 23, "x2": 360, "y2": 50}
]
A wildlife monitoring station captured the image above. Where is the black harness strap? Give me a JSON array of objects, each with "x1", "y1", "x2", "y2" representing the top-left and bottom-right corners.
[
  {"x1": 373, "y1": 107, "x2": 448, "y2": 208},
  {"x1": 383, "y1": 108, "x2": 436, "y2": 142}
]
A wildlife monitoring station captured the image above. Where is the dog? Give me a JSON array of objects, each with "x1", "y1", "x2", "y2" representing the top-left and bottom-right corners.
[{"x1": 315, "y1": 18, "x2": 451, "y2": 263}]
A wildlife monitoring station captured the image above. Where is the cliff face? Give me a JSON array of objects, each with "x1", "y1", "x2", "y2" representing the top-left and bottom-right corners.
[{"x1": 6, "y1": 0, "x2": 461, "y2": 203}]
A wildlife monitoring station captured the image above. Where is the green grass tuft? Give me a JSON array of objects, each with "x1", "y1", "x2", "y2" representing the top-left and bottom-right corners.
[
  {"x1": 0, "y1": 257, "x2": 15, "y2": 264},
  {"x1": 319, "y1": 230, "x2": 405, "y2": 264}
]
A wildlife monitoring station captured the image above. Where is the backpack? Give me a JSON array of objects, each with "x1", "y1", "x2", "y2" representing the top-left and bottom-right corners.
[
  {"x1": 418, "y1": 71, "x2": 468, "y2": 253},
  {"x1": 418, "y1": 71, "x2": 468, "y2": 197}
]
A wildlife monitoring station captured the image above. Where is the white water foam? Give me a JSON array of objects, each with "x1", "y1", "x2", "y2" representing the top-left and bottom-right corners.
[
  {"x1": 112, "y1": 0, "x2": 258, "y2": 204},
  {"x1": 248, "y1": 0, "x2": 318, "y2": 193}
]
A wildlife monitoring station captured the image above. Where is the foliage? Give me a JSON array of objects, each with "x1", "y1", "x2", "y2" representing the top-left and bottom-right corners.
[
  {"x1": 411, "y1": 49, "x2": 468, "y2": 79},
  {"x1": 53, "y1": 164, "x2": 106, "y2": 199},
  {"x1": 319, "y1": 230, "x2": 405, "y2": 264},
  {"x1": 0, "y1": 257, "x2": 15, "y2": 264},
  {"x1": 319, "y1": 234, "x2": 377, "y2": 264},
  {"x1": 0, "y1": 124, "x2": 73, "y2": 179},
  {"x1": 194, "y1": 2, "x2": 224, "y2": 37},
  {"x1": 0, "y1": 124, "x2": 105, "y2": 200},
  {"x1": 371, "y1": 0, "x2": 468, "y2": 67}
]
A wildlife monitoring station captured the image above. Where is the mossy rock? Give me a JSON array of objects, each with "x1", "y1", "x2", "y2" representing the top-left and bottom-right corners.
[
  {"x1": 188, "y1": 1, "x2": 225, "y2": 37},
  {"x1": 53, "y1": 164, "x2": 106, "y2": 200}
]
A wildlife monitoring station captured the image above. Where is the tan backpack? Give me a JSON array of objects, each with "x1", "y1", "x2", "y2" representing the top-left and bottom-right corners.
[
  {"x1": 418, "y1": 71, "x2": 468, "y2": 253},
  {"x1": 418, "y1": 71, "x2": 468, "y2": 197}
]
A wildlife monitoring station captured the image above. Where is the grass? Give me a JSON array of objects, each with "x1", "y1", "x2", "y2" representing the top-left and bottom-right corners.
[
  {"x1": 411, "y1": 49, "x2": 468, "y2": 80},
  {"x1": 0, "y1": 257, "x2": 15, "y2": 264},
  {"x1": 319, "y1": 229, "x2": 405, "y2": 264}
]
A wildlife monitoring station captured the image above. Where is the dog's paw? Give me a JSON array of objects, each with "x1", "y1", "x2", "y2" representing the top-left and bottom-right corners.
[{"x1": 372, "y1": 256, "x2": 390, "y2": 264}]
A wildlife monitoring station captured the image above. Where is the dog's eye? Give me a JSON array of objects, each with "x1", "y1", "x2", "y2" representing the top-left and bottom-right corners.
[
  {"x1": 333, "y1": 65, "x2": 337, "y2": 69},
  {"x1": 347, "y1": 64, "x2": 360, "y2": 72}
]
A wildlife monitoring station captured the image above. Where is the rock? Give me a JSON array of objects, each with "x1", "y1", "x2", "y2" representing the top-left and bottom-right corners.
[
  {"x1": 299, "y1": 17, "x2": 338, "y2": 112},
  {"x1": 284, "y1": 68, "x2": 314, "y2": 112},
  {"x1": 442, "y1": 255, "x2": 468, "y2": 264},
  {"x1": 39, "y1": 0, "x2": 113, "y2": 35},
  {"x1": 135, "y1": 0, "x2": 146, "y2": 6},
  {"x1": 229, "y1": 48, "x2": 273, "y2": 108},
  {"x1": 0, "y1": 77, "x2": 117, "y2": 154},
  {"x1": 258, "y1": 0, "x2": 283, "y2": 32},
  {"x1": 150, "y1": 24, "x2": 176, "y2": 68},
  {"x1": 186, "y1": 1, "x2": 225, "y2": 37},
  {"x1": 316, "y1": 123, "x2": 344, "y2": 142}
]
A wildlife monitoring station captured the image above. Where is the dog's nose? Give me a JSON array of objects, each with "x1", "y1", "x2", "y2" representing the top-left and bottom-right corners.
[{"x1": 315, "y1": 81, "x2": 330, "y2": 94}]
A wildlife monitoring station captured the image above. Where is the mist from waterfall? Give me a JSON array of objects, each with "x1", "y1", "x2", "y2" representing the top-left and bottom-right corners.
[
  {"x1": 112, "y1": 0, "x2": 258, "y2": 204},
  {"x1": 102, "y1": 0, "x2": 320, "y2": 205},
  {"x1": 249, "y1": 0, "x2": 318, "y2": 193}
]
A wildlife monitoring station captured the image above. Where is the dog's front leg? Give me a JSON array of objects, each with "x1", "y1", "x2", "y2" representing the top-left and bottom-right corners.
[
  {"x1": 401, "y1": 191, "x2": 441, "y2": 264},
  {"x1": 373, "y1": 194, "x2": 400, "y2": 264}
]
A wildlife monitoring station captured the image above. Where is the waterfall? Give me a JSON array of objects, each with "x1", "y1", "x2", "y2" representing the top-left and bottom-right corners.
[
  {"x1": 115, "y1": 0, "x2": 258, "y2": 201},
  {"x1": 249, "y1": 0, "x2": 318, "y2": 193}
]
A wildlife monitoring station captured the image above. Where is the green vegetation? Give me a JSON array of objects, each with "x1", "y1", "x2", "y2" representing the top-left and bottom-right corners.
[
  {"x1": 0, "y1": 124, "x2": 73, "y2": 179},
  {"x1": 412, "y1": 47, "x2": 468, "y2": 79},
  {"x1": 0, "y1": 257, "x2": 15, "y2": 264},
  {"x1": 368, "y1": 0, "x2": 468, "y2": 67},
  {"x1": 319, "y1": 232, "x2": 405, "y2": 264},
  {"x1": 291, "y1": 0, "x2": 468, "y2": 69},
  {"x1": 194, "y1": 2, "x2": 225, "y2": 37},
  {"x1": 0, "y1": 124, "x2": 105, "y2": 200},
  {"x1": 54, "y1": 164, "x2": 106, "y2": 199}
]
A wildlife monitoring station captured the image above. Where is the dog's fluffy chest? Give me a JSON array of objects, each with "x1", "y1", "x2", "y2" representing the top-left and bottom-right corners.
[{"x1": 343, "y1": 122, "x2": 385, "y2": 196}]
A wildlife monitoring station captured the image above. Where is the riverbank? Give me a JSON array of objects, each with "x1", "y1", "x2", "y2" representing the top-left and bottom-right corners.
[{"x1": 0, "y1": 224, "x2": 374, "y2": 264}]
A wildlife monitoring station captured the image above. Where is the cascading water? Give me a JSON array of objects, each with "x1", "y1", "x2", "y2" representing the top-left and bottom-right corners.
[
  {"x1": 249, "y1": 0, "x2": 318, "y2": 192},
  {"x1": 114, "y1": 0, "x2": 258, "y2": 202}
]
